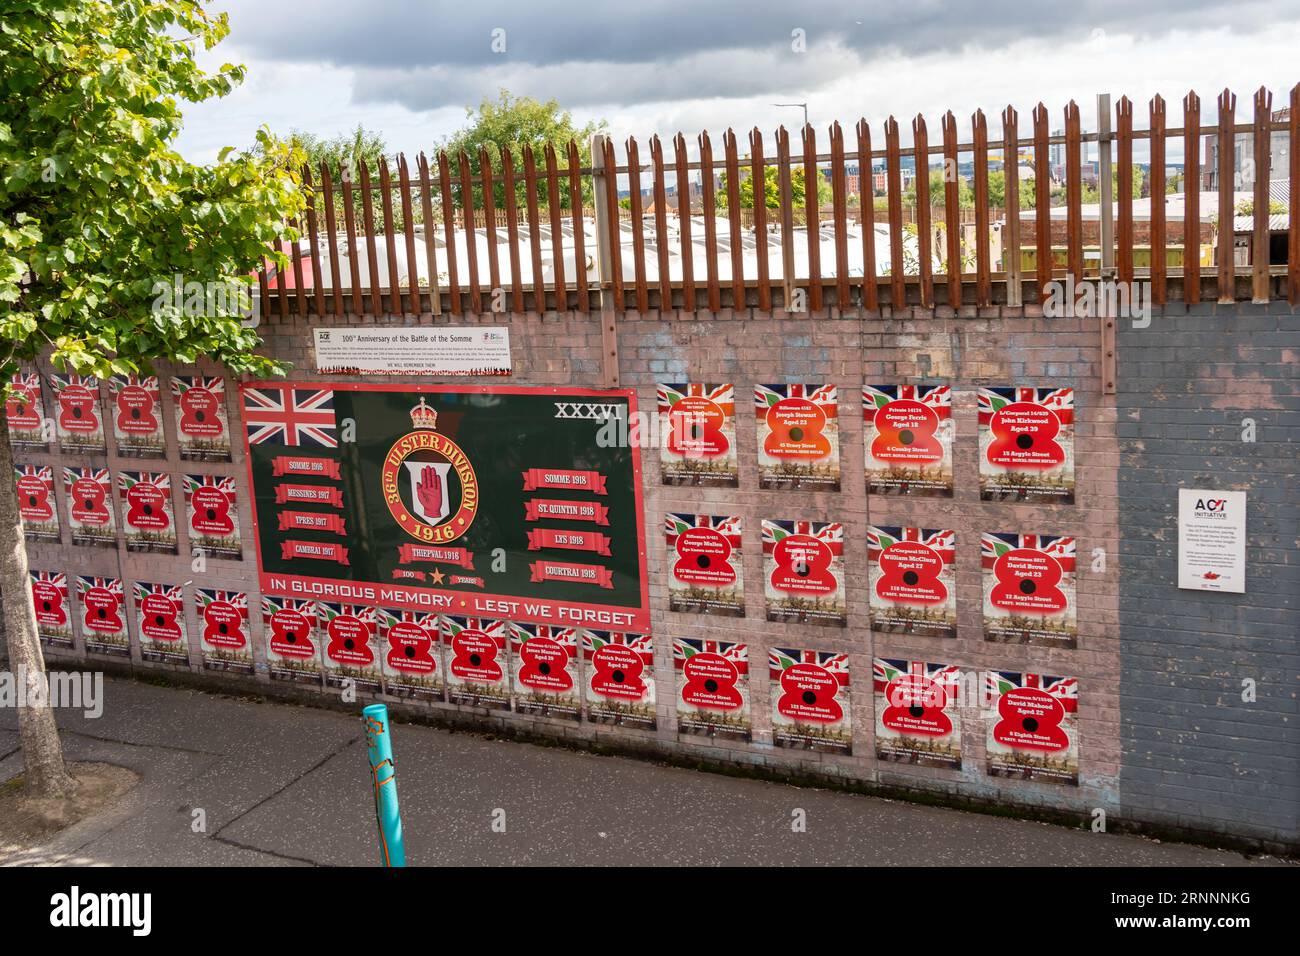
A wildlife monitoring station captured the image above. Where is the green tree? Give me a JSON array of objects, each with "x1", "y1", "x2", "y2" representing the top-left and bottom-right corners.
[
  {"x1": 987, "y1": 169, "x2": 1037, "y2": 210},
  {"x1": 439, "y1": 90, "x2": 607, "y2": 210},
  {"x1": 1, "y1": 0, "x2": 303, "y2": 797},
  {"x1": 1082, "y1": 164, "x2": 1146, "y2": 203},
  {"x1": 715, "y1": 165, "x2": 832, "y2": 208},
  {"x1": 271, "y1": 125, "x2": 393, "y2": 228},
  {"x1": 904, "y1": 169, "x2": 974, "y2": 213}
]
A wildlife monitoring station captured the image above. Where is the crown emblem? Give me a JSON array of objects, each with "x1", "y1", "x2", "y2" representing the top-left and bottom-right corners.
[{"x1": 410, "y1": 397, "x2": 438, "y2": 431}]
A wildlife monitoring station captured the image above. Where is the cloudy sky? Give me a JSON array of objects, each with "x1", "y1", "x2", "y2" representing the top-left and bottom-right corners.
[{"x1": 176, "y1": 0, "x2": 1300, "y2": 162}]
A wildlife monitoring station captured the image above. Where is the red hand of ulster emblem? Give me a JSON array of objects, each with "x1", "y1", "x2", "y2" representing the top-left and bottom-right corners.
[{"x1": 417, "y1": 465, "x2": 443, "y2": 517}]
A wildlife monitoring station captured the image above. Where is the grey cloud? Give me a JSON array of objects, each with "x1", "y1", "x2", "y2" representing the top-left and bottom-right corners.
[{"x1": 218, "y1": 0, "x2": 1295, "y2": 108}]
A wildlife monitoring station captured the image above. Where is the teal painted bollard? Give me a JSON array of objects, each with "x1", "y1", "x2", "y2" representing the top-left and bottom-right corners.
[{"x1": 362, "y1": 703, "x2": 406, "y2": 867}]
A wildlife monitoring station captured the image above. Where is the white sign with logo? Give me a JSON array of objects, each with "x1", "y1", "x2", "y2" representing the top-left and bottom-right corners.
[
  {"x1": 313, "y1": 327, "x2": 511, "y2": 376},
  {"x1": 1177, "y1": 489, "x2": 1246, "y2": 593}
]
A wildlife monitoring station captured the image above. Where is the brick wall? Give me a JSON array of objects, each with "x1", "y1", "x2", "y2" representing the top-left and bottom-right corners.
[
  {"x1": 8, "y1": 298, "x2": 1297, "y2": 852},
  {"x1": 1116, "y1": 302, "x2": 1299, "y2": 849}
]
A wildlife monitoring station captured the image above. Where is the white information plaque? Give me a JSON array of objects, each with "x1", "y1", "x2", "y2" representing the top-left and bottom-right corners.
[
  {"x1": 313, "y1": 327, "x2": 511, "y2": 376},
  {"x1": 1177, "y1": 489, "x2": 1246, "y2": 593}
]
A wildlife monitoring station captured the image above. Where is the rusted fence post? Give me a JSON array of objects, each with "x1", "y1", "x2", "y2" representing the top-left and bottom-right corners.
[{"x1": 1096, "y1": 93, "x2": 1117, "y2": 396}]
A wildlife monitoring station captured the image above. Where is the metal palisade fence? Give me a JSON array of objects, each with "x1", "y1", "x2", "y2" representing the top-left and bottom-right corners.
[{"x1": 259, "y1": 84, "x2": 1300, "y2": 318}]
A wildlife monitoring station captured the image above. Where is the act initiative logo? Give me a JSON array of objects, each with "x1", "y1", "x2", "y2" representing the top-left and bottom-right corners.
[{"x1": 382, "y1": 397, "x2": 480, "y2": 544}]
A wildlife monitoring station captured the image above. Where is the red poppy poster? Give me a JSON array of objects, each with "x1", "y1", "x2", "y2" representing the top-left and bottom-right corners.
[
  {"x1": 31, "y1": 570, "x2": 73, "y2": 650},
  {"x1": 982, "y1": 532, "x2": 1077, "y2": 648},
  {"x1": 868, "y1": 526, "x2": 957, "y2": 638},
  {"x1": 863, "y1": 385, "x2": 953, "y2": 497},
  {"x1": 262, "y1": 595, "x2": 322, "y2": 683},
  {"x1": 985, "y1": 671, "x2": 1079, "y2": 785},
  {"x1": 378, "y1": 608, "x2": 443, "y2": 701},
  {"x1": 755, "y1": 384, "x2": 840, "y2": 490},
  {"x1": 873, "y1": 659, "x2": 963, "y2": 769},
  {"x1": 317, "y1": 601, "x2": 381, "y2": 693},
  {"x1": 48, "y1": 372, "x2": 105, "y2": 454},
  {"x1": 134, "y1": 581, "x2": 189, "y2": 666},
  {"x1": 657, "y1": 383, "x2": 737, "y2": 486},
  {"x1": 510, "y1": 622, "x2": 580, "y2": 720},
  {"x1": 978, "y1": 386, "x2": 1075, "y2": 503},
  {"x1": 673, "y1": 637, "x2": 750, "y2": 741},
  {"x1": 184, "y1": 474, "x2": 241, "y2": 559},
  {"x1": 442, "y1": 615, "x2": 509, "y2": 710},
  {"x1": 582, "y1": 630, "x2": 655, "y2": 729},
  {"x1": 172, "y1": 374, "x2": 231, "y2": 461},
  {"x1": 195, "y1": 588, "x2": 253, "y2": 674},
  {"x1": 63, "y1": 466, "x2": 116, "y2": 548},
  {"x1": 762, "y1": 519, "x2": 846, "y2": 627},
  {"x1": 119, "y1": 470, "x2": 177, "y2": 553},
  {"x1": 78, "y1": 576, "x2": 129, "y2": 657},
  {"x1": 108, "y1": 374, "x2": 165, "y2": 458},
  {"x1": 769, "y1": 648, "x2": 851, "y2": 754},
  {"x1": 15, "y1": 464, "x2": 59, "y2": 542},
  {"x1": 665, "y1": 513, "x2": 744, "y2": 616},
  {"x1": 7, "y1": 370, "x2": 48, "y2": 451}
]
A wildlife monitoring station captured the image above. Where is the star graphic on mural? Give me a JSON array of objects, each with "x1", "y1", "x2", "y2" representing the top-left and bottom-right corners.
[{"x1": 429, "y1": 568, "x2": 445, "y2": 585}]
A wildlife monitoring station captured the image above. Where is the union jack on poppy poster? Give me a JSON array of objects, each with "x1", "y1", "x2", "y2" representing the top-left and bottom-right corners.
[
  {"x1": 47, "y1": 372, "x2": 105, "y2": 454},
  {"x1": 64, "y1": 466, "x2": 117, "y2": 548},
  {"x1": 868, "y1": 526, "x2": 957, "y2": 638},
  {"x1": 583, "y1": 630, "x2": 656, "y2": 730},
  {"x1": 656, "y1": 383, "x2": 737, "y2": 486},
  {"x1": 665, "y1": 513, "x2": 744, "y2": 617},
  {"x1": 769, "y1": 648, "x2": 851, "y2": 754},
  {"x1": 7, "y1": 369, "x2": 49, "y2": 451},
  {"x1": 196, "y1": 588, "x2": 253, "y2": 674},
  {"x1": 864, "y1": 384, "x2": 953, "y2": 497},
  {"x1": 873, "y1": 658, "x2": 964, "y2": 769},
  {"x1": 261, "y1": 595, "x2": 322, "y2": 684},
  {"x1": 184, "y1": 474, "x2": 241, "y2": 559},
  {"x1": 317, "y1": 601, "x2": 381, "y2": 694},
  {"x1": 108, "y1": 374, "x2": 164, "y2": 458},
  {"x1": 172, "y1": 375, "x2": 232, "y2": 461},
  {"x1": 762, "y1": 519, "x2": 846, "y2": 627},
  {"x1": 673, "y1": 638, "x2": 750, "y2": 741},
  {"x1": 985, "y1": 671, "x2": 1079, "y2": 786},
  {"x1": 510, "y1": 622, "x2": 581, "y2": 721},
  {"x1": 982, "y1": 532, "x2": 1077, "y2": 648},
  {"x1": 978, "y1": 386, "x2": 1075, "y2": 503},
  {"x1": 134, "y1": 581, "x2": 189, "y2": 666},
  {"x1": 755, "y1": 383, "x2": 840, "y2": 490},
  {"x1": 15, "y1": 464, "x2": 60, "y2": 542},
  {"x1": 119, "y1": 471, "x2": 177, "y2": 554},
  {"x1": 442, "y1": 616, "x2": 509, "y2": 711},
  {"x1": 78, "y1": 576, "x2": 129, "y2": 658},
  {"x1": 378, "y1": 608, "x2": 443, "y2": 701},
  {"x1": 31, "y1": 570, "x2": 73, "y2": 650}
]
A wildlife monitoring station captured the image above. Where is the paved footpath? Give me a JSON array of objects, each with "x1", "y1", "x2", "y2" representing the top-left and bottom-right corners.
[{"x1": 0, "y1": 678, "x2": 1285, "y2": 867}]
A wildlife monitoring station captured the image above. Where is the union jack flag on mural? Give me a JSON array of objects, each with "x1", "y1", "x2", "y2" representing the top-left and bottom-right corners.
[
  {"x1": 656, "y1": 382, "x2": 734, "y2": 415},
  {"x1": 981, "y1": 532, "x2": 1076, "y2": 571},
  {"x1": 873, "y1": 658, "x2": 963, "y2": 698},
  {"x1": 770, "y1": 648, "x2": 849, "y2": 686},
  {"x1": 672, "y1": 638, "x2": 748, "y2": 673},
  {"x1": 664, "y1": 513, "x2": 743, "y2": 548},
  {"x1": 977, "y1": 386, "x2": 1074, "y2": 425},
  {"x1": 754, "y1": 383, "x2": 838, "y2": 415},
  {"x1": 863, "y1": 384, "x2": 952, "y2": 418},
  {"x1": 985, "y1": 671, "x2": 1079, "y2": 713},
  {"x1": 242, "y1": 386, "x2": 337, "y2": 447},
  {"x1": 761, "y1": 519, "x2": 845, "y2": 555},
  {"x1": 867, "y1": 526, "x2": 955, "y2": 562}
]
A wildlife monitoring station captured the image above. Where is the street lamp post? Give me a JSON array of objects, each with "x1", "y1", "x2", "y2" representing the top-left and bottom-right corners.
[{"x1": 774, "y1": 102, "x2": 809, "y2": 128}]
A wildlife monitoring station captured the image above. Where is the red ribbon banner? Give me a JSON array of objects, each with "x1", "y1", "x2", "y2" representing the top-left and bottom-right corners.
[
  {"x1": 278, "y1": 511, "x2": 347, "y2": 535},
  {"x1": 281, "y1": 539, "x2": 350, "y2": 565},
  {"x1": 528, "y1": 560, "x2": 614, "y2": 589},
  {"x1": 526, "y1": 528, "x2": 612, "y2": 556},
  {"x1": 275, "y1": 484, "x2": 344, "y2": 508},
  {"x1": 524, "y1": 498, "x2": 610, "y2": 526},
  {"x1": 397, "y1": 543, "x2": 475, "y2": 568},
  {"x1": 521, "y1": 468, "x2": 608, "y2": 495},
  {"x1": 271, "y1": 455, "x2": 341, "y2": 480}
]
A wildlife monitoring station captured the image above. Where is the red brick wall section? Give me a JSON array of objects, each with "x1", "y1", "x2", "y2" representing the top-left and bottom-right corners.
[{"x1": 15, "y1": 304, "x2": 1121, "y2": 826}]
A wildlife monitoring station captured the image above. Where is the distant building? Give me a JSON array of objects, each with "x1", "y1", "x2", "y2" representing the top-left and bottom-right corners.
[{"x1": 1202, "y1": 106, "x2": 1291, "y2": 189}]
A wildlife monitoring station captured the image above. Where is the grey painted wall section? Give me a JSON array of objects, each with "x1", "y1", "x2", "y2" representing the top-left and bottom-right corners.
[{"x1": 1117, "y1": 302, "x2": 1298, "y2": 849}]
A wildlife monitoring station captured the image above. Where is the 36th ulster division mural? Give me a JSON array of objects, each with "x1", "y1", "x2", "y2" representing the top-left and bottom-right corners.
[{"x1": 241, "y1": 383, "x2": 650, "y2": 634}]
